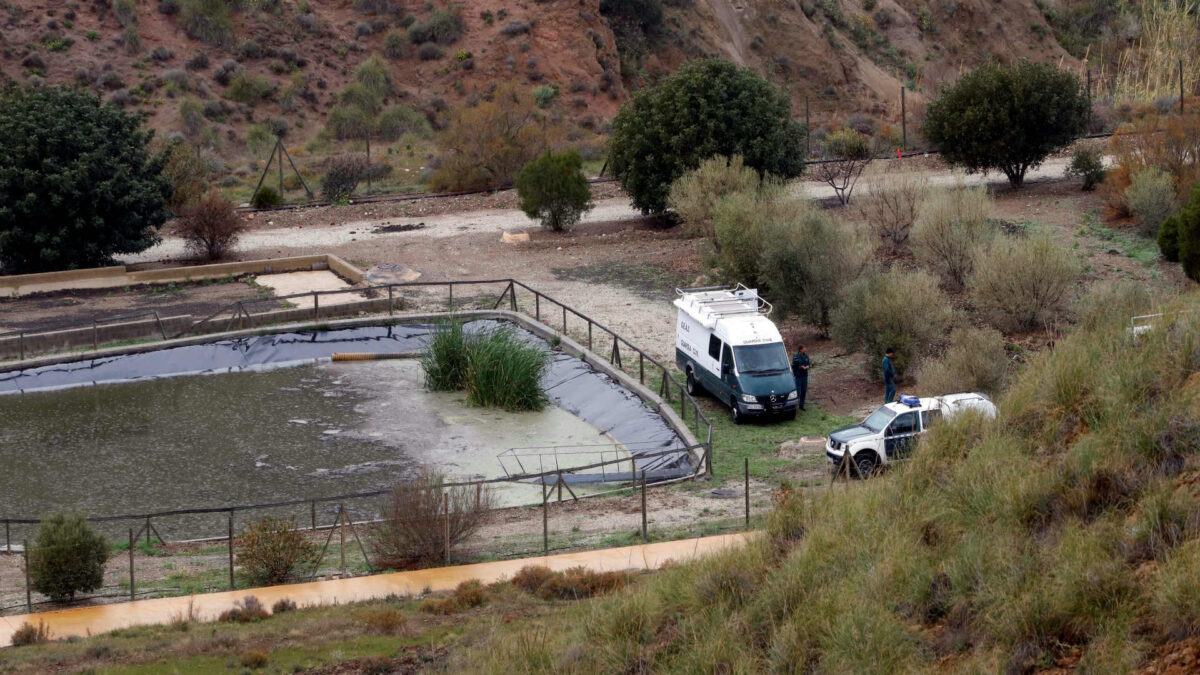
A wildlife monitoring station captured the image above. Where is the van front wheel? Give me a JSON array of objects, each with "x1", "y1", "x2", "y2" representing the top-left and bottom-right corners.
[
  {"x1": 731, "y1": 398, "x2": 744, "y2": 425},
  {"x1": 686, "y1": 368, "x2": 699, "y2": 396}
]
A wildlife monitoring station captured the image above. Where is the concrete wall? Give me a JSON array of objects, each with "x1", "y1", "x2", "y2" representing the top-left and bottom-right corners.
[{"x1": 0, "y1": 254, "x2": 365, "y2": 297}]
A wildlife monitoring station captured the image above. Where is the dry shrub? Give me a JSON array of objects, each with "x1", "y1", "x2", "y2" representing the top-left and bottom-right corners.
[
  {"x1": 914, "y1": 326, "x2": 1008, "y2": 397},
  {"x1": 668, "y1": 155, "x2": 766, "y2": 239},
  {"x1": 1103, "y1": 113, "x2": 1200, "y2": 215},
  {"x1": 421, "y1": 579, "x2": 488, "y2": 614},
  {"x1": 912, "y1": 183, "x2": 996, "y2": 290},
  {"x1": 811, "y1": 128, "x2": 874, "y2": 205},
  {"x1": 854, "y1": 165, "x2": 930, "y2": 255},
  {"x1": 320, "y1": 154, "x2": 368, "y2": 203},
  {"x1": 10, "y1": 620, "x2": 50, "y2": 646},
  {"x1": 371, "y1": 469, "x2": 494, "y2": 568},
  {"x1": 236, "y1": 517, "x2": 318, "y2": 586},
  {"x1": 969, "y1": 233, "x2": 1081, "y2": 333},
  {"x1": 169, "y1": 597, "x2": 200, "y2": 631},
  {"x1": 509, "y1": 565, "x2": 630, "y2": 599},
  {"x1": 429, "y1": 82, "x2": 562, "y2": 192},
  {"x1": 708, "y1": 190, "x2": 769, "y2": 285},
  {"x1": 511, "y1": 565, "x2": 556, "y2": 594},
  {"x1": 1153, "y1": 539, "x2": 1200, "y2": 638},
  {"x1": 1125, "y1": 167, "x2": 1177, "y2": 236},
  {"x1": 178, "y1": 193, "x2": 244, "y2": 261},
  {"x1": 218, "y1": 595, "x2": 270, "y2": 623},
  {"x1": 830, "y1": 268, "x2": 955, "y2": 377},
  {"x1": 362, "y1": 607, "x2": 408, "y2": 634},
  {"x1": 271, "y1": 598, "x2": 297, "y2": 614},
  {"x1": 1073, "y1": 280, "x2": 1159, "y2": 332},
  {"x1": 239, "y1": 649, "x2": 269, "y2": 669}
]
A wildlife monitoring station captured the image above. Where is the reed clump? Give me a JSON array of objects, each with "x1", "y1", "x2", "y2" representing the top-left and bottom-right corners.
[{"x1": 421, "y1": 322, "x2": 549, "y2": 412}]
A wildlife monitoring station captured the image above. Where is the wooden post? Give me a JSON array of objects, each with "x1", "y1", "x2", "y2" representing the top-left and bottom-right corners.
[
  {"x1": 313, "y1": 292, "x2": 320, "y2": 320},
  {"x1": 4, "y1": 520, "x2": 9, "y2": 554},
  {"x1": 227, "y1": 512, "x2": 235, "y2": 590},
  {"x1": 24, "y1": 540, "x2": 32, "y2": 613},
  {"x1": 277, "y1": 140, "x2": 284, "y2": 198},
  {"x1": 448, "y1": 283, "x2": 454, "y2": 310},
  {"x1": 509, "y1": 281, "x2": 517, "y2": 312},
  {"x1": 588, "y1": 322, "x2": 593, "y2": 350},
  {"x1": 639, "y1": 353, "x2": 644, "y2": 384},
  {"x1": 542, "y1": 483, "x2": 549, "y2": 556},
  {"x1": 640, "y1": 470, "x2": 648, "y2": 542},
  {"x1": 387, "y1": 286, "x2": 394, "y2": 316},
  {"x1": 744, "y1": 457, "x2": 750, "y2": 528},
  {"x1": 535, "y1": 293, "x2": 540, "y2": 321},
  {"x1": 18, "y1": 332, "x2": 24, "y2": 360},
  {"x1": 145, "y1": 517, "x2": 151, "y2": 547},
  {"x1": 805, "y1": 95, "x2": 811, "y2": 157},
  {"x1": 339, "y1": 505, "x2": 346, "y2": 576},
  {"x1": 901, "y1": 85, "x2": 907, "y2": 150},
  {"x1": 443, "y1": 492, "x2": 451, "y2": 564},
  {"x1": 129, "y1": 528, "x2": 135, "y2": 601},
  {"x1": 562, "y1": 306, "x2": 567, "y2": 334},
  {"x1": 311, "y1": 501, "x2": 317, "y2": 531}
]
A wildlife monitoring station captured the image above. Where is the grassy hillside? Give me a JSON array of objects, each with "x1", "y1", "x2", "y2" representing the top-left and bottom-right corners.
[{"x1": 474, "y1": 293, "x2": 1200, "y2": 672}]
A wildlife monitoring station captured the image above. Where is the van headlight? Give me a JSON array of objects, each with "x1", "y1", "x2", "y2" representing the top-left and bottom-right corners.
[
  {"x1": 787, "y1": 391, "x2": 797, "y2": 400},
  {"x1": 740, "y1": 393, "x2": 757, "y2": 403}
]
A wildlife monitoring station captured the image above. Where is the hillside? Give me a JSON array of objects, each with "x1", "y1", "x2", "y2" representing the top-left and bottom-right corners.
[{"x1": 0, "y1": 0, "x2": 1082, "y2": 183}]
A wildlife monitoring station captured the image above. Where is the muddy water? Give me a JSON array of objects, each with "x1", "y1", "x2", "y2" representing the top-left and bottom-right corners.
[{"x1": 0, "y1": 321, "x2": 690, "y2": 539}]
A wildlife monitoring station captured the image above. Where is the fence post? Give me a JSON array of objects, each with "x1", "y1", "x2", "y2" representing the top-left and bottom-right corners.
[
  {"x1": 588, "y1": 322, "x2": 593, "y2": 351},
  {"x1": 448, "y1": 283, "x2": 454, "y2": 310},
  {"x1": 92, "y1": 321, "x2": 98, "y2": 352},
  {"x1": 509, "y1": 281, "x2": 517, "y2": 312},
  {"x1": 744, "y1": 458, "x2": 750, "y2": 528},
  {"x1": 443, "y1": 492, "x2": 451, "y2": 564},
  {"x1": 227, "y1": 512, "x2": 235, "y2": 591},
  {"x1": 542, "y1": 482, "x2": 549, "y2": 556},
  {"x1": 640, "y1": 469, "x2": 648, "y2": 543},
  {"x1": 24, "y1": 540, "x2": 31, "y2": 613},
  {"x1": 388, "y1": 286, "x2": 395, "y2": 316},
  {"x1": 535, "y1": 293, "x2": 540, "y2": 321},
  {"x1": 639, "y1": 353, "x2": 644, "y2": 384},
  {"x1": 561, "y1": 306, "x2": 567, "y2": 334},
  {"x1": 901, "y1": 84, "x2": 907, "y2": 150},
  {"x1": 313, "y1": 292, "x2": 319, "y2": 320},
  {"x1": 129, "y1": 528, "x2": 135, "y2": 601},
  {"x1": 339, "y1": 505, "x2": 346, "y2": 577},
  {"x1": 19, "y1": 332, "x2": 24, "y2": 360},
  {"x1": 145, "y1": 517, "x2": 152, "y2": 547},
  {"x1": 4, "y1": 520, "x2": 9, "y2": 554},
  {"x1": 311, "y1": 501, "x2": 317, "y2": 531}
]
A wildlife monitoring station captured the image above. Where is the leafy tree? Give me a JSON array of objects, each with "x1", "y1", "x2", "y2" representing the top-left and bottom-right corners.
[
  {"x1": 515, "y1": 150, "x2": 593, "y2": 231},
  {"x1": 609, "y1": 58, "x2": 806, "y2": 213},
  {"x1": 0, "y1": 86, "x2": 170, "y2": 273},
  {"x1": 28, "y1": 512, "x2": 109, "y2": 602},
  {"x1": 924, "y1": 62, "x2": 1088, "y2": 187}
]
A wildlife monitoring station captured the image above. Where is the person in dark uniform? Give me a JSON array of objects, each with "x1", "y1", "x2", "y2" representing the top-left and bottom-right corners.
[
  {"x1": 791, "y1": 344, "x2": 810, "y2": 411},
  {"x1": 882, "y1": 347, "x2": 897, "y2": 403}
]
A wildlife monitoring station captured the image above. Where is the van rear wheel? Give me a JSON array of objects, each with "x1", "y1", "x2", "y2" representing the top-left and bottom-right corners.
[{"x1": 685, "y1": 368, "x2": 699, "y2": 396}]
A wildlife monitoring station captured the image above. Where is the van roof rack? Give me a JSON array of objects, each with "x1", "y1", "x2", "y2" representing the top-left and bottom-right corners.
[{"x1": 674, "y1": 284, "x2": 772, "y2": 326}]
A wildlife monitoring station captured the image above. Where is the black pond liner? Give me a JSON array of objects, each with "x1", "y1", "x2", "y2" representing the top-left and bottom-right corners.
[{"x1": 0, "y1": 320, "x2": 693, "y2": 481}]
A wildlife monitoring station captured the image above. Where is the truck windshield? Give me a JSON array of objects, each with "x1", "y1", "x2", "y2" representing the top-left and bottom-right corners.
[
  {"x1": 733, "y1": 344, "x2": 790, "y2": 375},
  {"x1": 862, "y1": 407, "x2": 897, "y2": 432}
]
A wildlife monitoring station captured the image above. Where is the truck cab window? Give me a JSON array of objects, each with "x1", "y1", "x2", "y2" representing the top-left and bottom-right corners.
[
  {"x1": 888, "y1": 412, "x2": 918, "y2": 436},
  {"x1": 920, "y1": 409, "x2": 942, "y2": 430},
  {"x1": 708, "y1": 335, "x2": 722, "y2": 361}
]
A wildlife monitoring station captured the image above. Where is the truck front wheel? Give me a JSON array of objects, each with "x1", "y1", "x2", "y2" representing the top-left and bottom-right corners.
[{"x1": 854, "y1": 452, "x2": 879, "y2": 478}]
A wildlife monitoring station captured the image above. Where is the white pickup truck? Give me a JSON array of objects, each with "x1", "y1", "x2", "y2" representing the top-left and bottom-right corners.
[{"x1": 825, "y1": 393, "x2": 997, "y2": 476}]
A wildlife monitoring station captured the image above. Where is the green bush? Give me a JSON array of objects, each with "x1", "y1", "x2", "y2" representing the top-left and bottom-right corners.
[
  {"x1": 924, "y1": 62, "x2": 1089, "y2": 187},
  {"x1": 1166, "y1": 184, "x2": 1200, "y2": 281},
  {"x1": 969, "y1": 233, "x2": 1081, "y2": 332},
  {"x1": 180, "y1": 0, "x2": 234, "y2": 45},
  {"x1": 417, "y1": 42, "x2": 443, "y2": 60},
  {"x1": 1064, "y1": 146, "x2": 1106, "y2": 191},
  {"x1": 225, "y1": 71, "x2": 273, "y2": 103},
  {"x1": 28, "y1": 512, "x2": 109, "y2": 602},
  {"x1": 112, "y1": 0, "x2": 137, "y2": 26},
  {"x1": 912, "y1": 184, "x2": 996, "y2": 290},
  {"x1": 708, "y1": 190, "x2": 767, "y2": 286},
  {"x1": 1073, "y1": 280, "x2": 1158, "y2": 331},
  {"x1": 0, "y1": 86, "x2": 171, "y2": 272},
  {"x1": 1125, "y1": 167, "x2": 1176, "y2": 236},
  {"x1": 758, "y1": 198, "x2": 874, "y2": 334},
  {"x1": 515, "y1": 150, "x2": 593, "y2": 231},
  {"x1": 251, "y1": 186, "x2": 282, "y2": 209},
  {"x1": 531, "y1": 84, "x2": 558, "y2": 109},
  {"x1": 610, "y1": 58, "x2": 805, "y2": 214},
  {"x1": 668, "y1": 155, "x2": 767, "y2": 240},
  {"x1": 914, "y1": 325, "x2": 1008, "y2": 396},
  {"x1": 1153, "y1": 539, "x2": 1200, "y2": 638},
  {"x1": 161, "y1": 140, "x2": 210, "y2": 210},
  {"x1": 407, "y1": 9, "x2": 462, "y2": 45},
  {"x1": 355, "y1": 56, "x2": 393, "y2": 99},
  {"x1": 320, "y1": 155, "x2": 368, "y2": 203},
  {"x1": 384, "y1": 29, "x2": 407, "y2": 59},
  {"x1": 830, "y1": 268, "x2": 954, "y2": 377},
  {"x1": 236, "y1": 517, "x2": 318, "y2": 586},
  {"x1": 375, "y1": 105, "x2": 432, "y2": 141},
  {"x1": 464, "y1": 328, "x2": 549, "y2": 411},
  {"x1": 421, "y1": 321, "x2": 471, "y2": 391}
]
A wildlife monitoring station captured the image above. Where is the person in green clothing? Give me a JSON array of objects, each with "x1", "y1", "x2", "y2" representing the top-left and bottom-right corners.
[
  {"x1": 790, "y1": 344, "x2": 810, "y2": 411},
  {"x1": 882, "y1": 347, "x2": 897, "y2": 403}
]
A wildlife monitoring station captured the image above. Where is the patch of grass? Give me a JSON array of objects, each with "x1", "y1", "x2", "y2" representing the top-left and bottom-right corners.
[
  {"x1": 551, "y1": 262, "x2": 693, "y2": 300},
  {"x1": 1080, "y1": 210, "x2": 1161, "y2": 266}
]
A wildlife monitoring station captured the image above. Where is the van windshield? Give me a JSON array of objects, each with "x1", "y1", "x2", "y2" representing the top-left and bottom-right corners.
[
  {"x1": 733, "y1": 344, "x2": 790, "y2": 375},
  {"x1": 862, "y1": 407, "x2": 897, "y2": 432}
]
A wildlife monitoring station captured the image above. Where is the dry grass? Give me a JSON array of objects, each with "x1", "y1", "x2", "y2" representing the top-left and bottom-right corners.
[
  {"x1": 420, "y1": 579, "x2": 488, "y2": 614},
  {"x1": 9, "y1": 620, "x2": 51, "y2": 647},
  {"x1": 1109, "y1": 0, "x2": 1200, "y2": 103},
  {"x1": 218, "y1": 595, "x2": 270, "y2": 623}
]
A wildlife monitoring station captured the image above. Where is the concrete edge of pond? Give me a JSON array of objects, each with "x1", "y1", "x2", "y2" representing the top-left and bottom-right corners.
[{"x1": 0, "y1": 310, "x2": 705, "y2": 469}]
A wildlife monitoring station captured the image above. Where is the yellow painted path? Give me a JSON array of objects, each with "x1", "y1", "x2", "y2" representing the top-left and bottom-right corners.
[{"x1": 0, "y1": 533, "x2": 748, "y2": 647}]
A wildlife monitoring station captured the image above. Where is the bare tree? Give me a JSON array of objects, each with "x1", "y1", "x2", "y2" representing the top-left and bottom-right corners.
[
  {"x1": 371, "y1": 469, "x2": 495, "y2": 568},
  {"x1": 854, "y1": 165, "x2": 930, "y2": 255},
  {"x1": 811, "y1": 128, "x2": 875, "y2": 205}
]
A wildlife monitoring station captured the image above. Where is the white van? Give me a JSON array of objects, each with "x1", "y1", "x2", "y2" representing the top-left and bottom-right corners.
[
  {"x1": 674, "y1": 285, "x2": 798, "y2": 423},
  {"x1": 825, "y1": 393, "x2": 997, "y2": 475}
]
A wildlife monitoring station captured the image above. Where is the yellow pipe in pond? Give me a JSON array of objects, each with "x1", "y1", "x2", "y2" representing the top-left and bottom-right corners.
[{"x1": 331, "y1": 353, "x2": 410, "y2": 361}]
